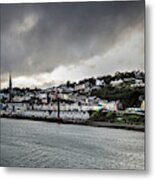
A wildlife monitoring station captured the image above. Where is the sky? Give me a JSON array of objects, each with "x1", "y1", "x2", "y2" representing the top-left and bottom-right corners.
[{"x1": 0, "y1": 0, "x2": 145, "y2": 88}]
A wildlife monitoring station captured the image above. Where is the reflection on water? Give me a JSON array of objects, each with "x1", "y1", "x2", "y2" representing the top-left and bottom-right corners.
[{"x1": 1, "y1": 118, "x2": 144, "y2": 169}]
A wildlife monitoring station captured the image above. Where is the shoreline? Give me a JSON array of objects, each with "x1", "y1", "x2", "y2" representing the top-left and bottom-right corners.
[
  {"x1": 87, "y1": 121, "x2": 145, "y2": 132},
  {"x1": 0, "y1": 115, "x2": 145, "y2": 132}
]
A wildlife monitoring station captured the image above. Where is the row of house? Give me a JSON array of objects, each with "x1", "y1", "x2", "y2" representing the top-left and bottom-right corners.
[{"x1": 0, "y1": 73, "x2": 145, "y2": 122}]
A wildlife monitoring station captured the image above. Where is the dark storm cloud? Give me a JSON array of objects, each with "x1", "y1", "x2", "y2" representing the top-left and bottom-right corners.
[{"x1": 1, "y1": 1, "x2": 144, "y2": 79}]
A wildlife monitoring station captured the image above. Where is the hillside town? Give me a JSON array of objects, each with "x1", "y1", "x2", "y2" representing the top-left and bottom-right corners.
[{"x1": 0, "y1": 71, "x2": 145, "y2": 124}]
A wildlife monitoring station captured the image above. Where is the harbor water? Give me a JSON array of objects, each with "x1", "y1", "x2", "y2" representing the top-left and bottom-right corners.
[{"x1": 0, "y1": 118, "x2": 144, "y2": 169}]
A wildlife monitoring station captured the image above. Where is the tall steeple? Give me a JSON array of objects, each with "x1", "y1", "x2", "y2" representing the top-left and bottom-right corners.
[{"x1": 9, "y1": 74, "x2": 12, "y2": 102}]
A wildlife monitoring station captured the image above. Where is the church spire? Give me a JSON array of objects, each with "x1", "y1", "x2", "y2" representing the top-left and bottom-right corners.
[{"x1": 9, "y1": 74, "x2": 12, "y2": 102}]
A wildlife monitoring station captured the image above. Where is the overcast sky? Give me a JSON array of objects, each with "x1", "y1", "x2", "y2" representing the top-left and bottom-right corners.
[{"x1": 0, "y1": 1, "x2": 145, "y2": 88}]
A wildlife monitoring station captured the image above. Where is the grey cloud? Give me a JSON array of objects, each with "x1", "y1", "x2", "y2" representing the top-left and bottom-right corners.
[{"x1": 0, "y1": 1, "x2": 144, "y2": 81}]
